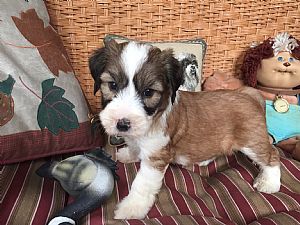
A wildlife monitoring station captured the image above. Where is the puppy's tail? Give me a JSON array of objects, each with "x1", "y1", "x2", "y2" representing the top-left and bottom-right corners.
[{"x1": 238, "y1": 86, "x2": 265, "y2": 112}]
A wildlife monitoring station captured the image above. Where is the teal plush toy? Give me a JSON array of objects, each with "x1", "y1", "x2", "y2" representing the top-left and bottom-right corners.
[{"x1": 36, "y1": 148, "x2": 118, "y2": 225}]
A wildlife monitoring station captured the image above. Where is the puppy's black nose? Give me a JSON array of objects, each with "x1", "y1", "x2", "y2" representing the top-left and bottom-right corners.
[
  {"x1": 283, "y1": 62, "x2": 291, "y2": 67},
  {"x1": 116, "y1": 118, "x2": 131, "y2": 132}
]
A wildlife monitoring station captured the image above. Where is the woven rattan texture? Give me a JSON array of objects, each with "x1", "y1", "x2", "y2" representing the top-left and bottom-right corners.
[{"x1": 45, "y1": 0, "x2": 300, "y2": 112}]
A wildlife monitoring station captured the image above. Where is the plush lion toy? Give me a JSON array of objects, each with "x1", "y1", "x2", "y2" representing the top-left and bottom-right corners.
[{"x1": 241, "y1": 32, "x2": 300, "y2": 160}]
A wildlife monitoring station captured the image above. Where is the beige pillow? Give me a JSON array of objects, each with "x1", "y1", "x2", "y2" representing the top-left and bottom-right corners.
[{"x1": 0, "y1": 0, "x2": 103, "y2": 164}]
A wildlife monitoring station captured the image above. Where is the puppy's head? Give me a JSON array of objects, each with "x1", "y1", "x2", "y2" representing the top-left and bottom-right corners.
[{"x1": 89, "y1": 40, "x2": 183, "y2": 137}]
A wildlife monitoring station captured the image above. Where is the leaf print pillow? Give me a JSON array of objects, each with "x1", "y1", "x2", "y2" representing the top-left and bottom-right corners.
[{"x1": 0, "y1": 1, "x2": 103, "y2": 164}]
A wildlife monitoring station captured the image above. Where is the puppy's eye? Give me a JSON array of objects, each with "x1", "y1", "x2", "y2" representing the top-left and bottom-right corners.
[
  {"x1": 108, "y1": 82, "x2": 118, "y2": 91},
  {"x1": 142, "y1": 88, "x2": 155, "y2": 98}
]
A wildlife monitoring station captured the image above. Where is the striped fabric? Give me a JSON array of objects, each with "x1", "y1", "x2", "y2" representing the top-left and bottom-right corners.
[
  {"x1": 1, "y1": 150, "x2": 300, "y2": 225},
  {"x1": 0, "y1": 159, "x2": 66, "y2": 225},
  {"x1": 78, "y1": 150, "x2": 300, "y2": 225}
]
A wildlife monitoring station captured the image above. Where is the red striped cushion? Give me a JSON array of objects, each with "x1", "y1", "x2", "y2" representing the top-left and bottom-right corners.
[
  {"x1": 2, "y1": 150, "x2": 300, "y2": 225},
  {"x1": 76, "y1": 151, "x2": 300, "y2": 225},
  {"x1": 0, "y1": 159, "x2": 66, "y2": 225}
]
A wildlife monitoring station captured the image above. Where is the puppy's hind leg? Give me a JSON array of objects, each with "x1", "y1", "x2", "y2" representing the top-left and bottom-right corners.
[{"x1": 241, "y1": 145, "x2": 281, "y2": 194}]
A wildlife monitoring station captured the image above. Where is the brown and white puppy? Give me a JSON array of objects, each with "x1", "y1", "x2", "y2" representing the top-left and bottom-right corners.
[{"x1": 89, "y1": 40, "x2": 281, "y2": 220}]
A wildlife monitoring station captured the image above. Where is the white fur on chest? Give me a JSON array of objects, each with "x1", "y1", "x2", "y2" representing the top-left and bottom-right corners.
[{"x1": 125, "y1": 130, "x2": 170, "y2": 160}]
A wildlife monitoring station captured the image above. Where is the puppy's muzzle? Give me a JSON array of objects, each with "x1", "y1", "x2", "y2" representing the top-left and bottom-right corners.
[{"x1": 116, "y1": 118, "x2": 131, "y2": 132}]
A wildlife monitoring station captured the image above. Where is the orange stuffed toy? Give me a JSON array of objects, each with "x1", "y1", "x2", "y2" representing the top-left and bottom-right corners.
[{"x1": 202, "y1": 70, "x2": 243, "y2": 91}]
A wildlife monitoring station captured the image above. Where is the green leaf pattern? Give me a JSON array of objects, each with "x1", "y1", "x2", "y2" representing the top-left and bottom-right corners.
[
  {"x1": 0, "y1": 75, "x2": 15, "y2": 126},
  {"x1": 37, "y1": 78, "x2": 79, "y2": 135},
  {"x1": 0, "y1": 75, "x2": 15, "y2": 95}
]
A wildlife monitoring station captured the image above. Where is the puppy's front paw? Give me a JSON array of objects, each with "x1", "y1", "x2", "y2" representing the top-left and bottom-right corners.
[
  {"x1": 253, "y1": 165, "x2": 281, "y2": 194},
  {"x1": 116, "y1": 147, "x2": 140, "y2": 163},
  {"x1": 114, "y1": 194, "x2": 155, "y2": 219}
]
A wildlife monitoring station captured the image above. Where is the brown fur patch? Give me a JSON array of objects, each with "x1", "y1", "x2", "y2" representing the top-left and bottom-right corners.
[
  {"x1": 133, "y1": 47, "x2": 174, "y2": 118},
  {"x1": 143, "y1": 91, "x2": 162, "y2": 109},
  {"x1": 164, "y1": 88, "x2": 279, "y2": 167},
  {"x1": 100, "y1": 72, "x2": 117, "y2": 100},
  {"x1": 148, "y1": 144, "x2": 174, "y2": 171}
]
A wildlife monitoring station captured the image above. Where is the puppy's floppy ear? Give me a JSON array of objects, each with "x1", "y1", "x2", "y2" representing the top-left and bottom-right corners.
[
  {"x1": 89, "y1": 40, "x2": 120, "y2": 94},
  {"x1": 89, "y1": 47, "x2": 107, "y2": 95},
  {"x1": 160, "y1": 49, "x2": 184, "y2": 104}
]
